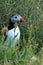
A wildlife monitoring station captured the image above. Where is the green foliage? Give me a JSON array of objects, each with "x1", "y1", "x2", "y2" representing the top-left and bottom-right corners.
[
  {"x1": 0, "y1": 0, "x2": 43, "y2": 41},
  {"x1": 0, "y1": 36, "x2": 43, "y2": 65},
  {"x1": 0, "y1": 0, "x2": 43, "y2": 65}
]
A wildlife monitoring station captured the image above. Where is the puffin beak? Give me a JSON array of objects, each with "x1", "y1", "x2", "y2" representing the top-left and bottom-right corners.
[{"x1": 21, "y1": 17, "x2": 26, "y2": 24}]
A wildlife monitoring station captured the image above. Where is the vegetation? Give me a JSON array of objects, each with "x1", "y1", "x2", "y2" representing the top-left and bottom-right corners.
[{"x1": 0, "y1": 0, "x2": 43, "y2": 65}]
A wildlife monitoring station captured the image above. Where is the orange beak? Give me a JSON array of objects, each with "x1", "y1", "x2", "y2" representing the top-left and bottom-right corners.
[{"x1": 21, "y1": 17, "x2": 26, "y2": 24}]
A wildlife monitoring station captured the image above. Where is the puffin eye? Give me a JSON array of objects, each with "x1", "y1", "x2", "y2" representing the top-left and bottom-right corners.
[{"x1": 15, "y1": 16, "x2": 17, "y2": 18}]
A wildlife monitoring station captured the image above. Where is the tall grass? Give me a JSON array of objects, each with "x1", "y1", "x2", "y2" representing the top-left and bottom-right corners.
[
  {"x1": 0, "y1": 25, "x2": 43, "y2": 65},
  {"x1": 0, "y1": 0, "x2": 43, "y2": 65}
]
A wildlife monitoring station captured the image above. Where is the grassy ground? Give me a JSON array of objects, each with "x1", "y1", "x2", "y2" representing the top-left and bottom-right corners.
[
  {"x1": 0, "y1": 0, "x2": 43, "y2": 65},
  {"x1": 0, "y1": 34, "x2": 43, "y2": 65}
]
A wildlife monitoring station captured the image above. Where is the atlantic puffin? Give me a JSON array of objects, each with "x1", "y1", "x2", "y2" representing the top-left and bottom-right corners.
[{"x1": 4, "y1": 14, "x2": 25, "y2": 47}]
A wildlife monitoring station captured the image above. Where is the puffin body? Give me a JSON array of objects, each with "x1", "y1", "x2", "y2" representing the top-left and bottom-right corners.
[{"x1": 6, "y1": 26, "x2": 20, "y2": 46}]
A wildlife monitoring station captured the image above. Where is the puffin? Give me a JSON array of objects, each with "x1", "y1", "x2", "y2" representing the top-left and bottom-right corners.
[{"x1": 4, "y1": 14, "x2": 25, "y2": 47}]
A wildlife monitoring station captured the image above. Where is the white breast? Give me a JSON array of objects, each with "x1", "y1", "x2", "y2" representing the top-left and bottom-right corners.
[{"x1": 6, "y1": 26, "x2": 20, "y2": 45}]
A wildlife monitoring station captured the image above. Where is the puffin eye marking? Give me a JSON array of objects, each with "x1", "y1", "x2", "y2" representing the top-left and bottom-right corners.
[{"x1": 15, "y1": 16, "x2": 17, "y2": 18}]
